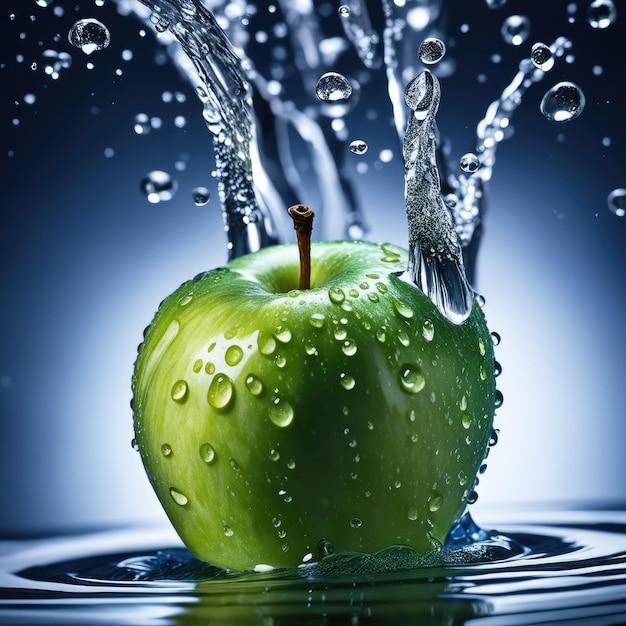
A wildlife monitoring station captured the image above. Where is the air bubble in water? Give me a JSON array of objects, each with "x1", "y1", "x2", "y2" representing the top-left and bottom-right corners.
[
  {"x1": 500, "y1": 15, "x2": 531, "y2": 46},
  {"x1": 530, "y1": 42, "x2": 553, "y2": 70},
  {"x1": 460, "y1": 152, "x2": 480, "y2": 173},
  {"x1": 540, "y1": 82, "x2": 585, "y2": 122},
  {"x1": 315, "y1": 72, "x2": 353, "y2": 102},
  {"x1": 418, "y1": 38, "x2": 446, "y2": 65},
  {"x1": 349, "y1": 140, "x2": 368, "y2": 155},
  {"x1": 608, "y1": 189, "x2": 626, "y2": 217},
  {"x1": 133, "y1": 113, "x2": 151, "y2": 135},
  {"x1": 141, "y1": 170, "x2": 177, "y2": 203},
  {"x1": 338, "y1": 5, "x2": 350, "y2": 17},
  {"x1": 192, "y1": 186, "x2": 210, "y2": 206},
  {"x1": 68, "y1": 18, "x2": 111, "y2": 55},
  {"x1": 587, "y1": 0, "x2": 617, "y2": 29}
]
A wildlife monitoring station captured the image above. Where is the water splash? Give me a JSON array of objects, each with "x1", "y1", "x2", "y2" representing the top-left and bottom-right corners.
[{"x1": 401, "y1": 70, "x2": 473, "y2": 324}]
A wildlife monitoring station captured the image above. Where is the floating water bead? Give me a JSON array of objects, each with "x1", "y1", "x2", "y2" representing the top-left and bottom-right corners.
[
  {"x1": 418, "y1": 38, "x2": 446, "y2": 65},
  {"x1": 540, "y1": 82, "x2": 585, "y2": 122},
  {"x1": 460, "y1": 152, "x2": 480, "y2": 173},
  {"x1": 500, "y1": 15, "x2": 531, "y2": 47},
  {"x1": 315, "y1": 72, "x2": 353, "y2": 102},
  {"x1": 349, "y1": 140, "x2": 368, "y2": 155},
  {"x1": 191, "y1": 186, "x2": 210, "y2": 206},
  {"x1": 587, "y1": 0, "x2": 617, "y2": 29},
  {"x1": 530, "y1": 42, "x2": 553, "y2": 70},
  {"x1": 140, "y1": 170, "x2": 178, "y2": 203},
  {"x1": 607, "y1": 189, "x2": 626, "y2": 217},
  {"x1": 68, "y1": 18, "x2": 111, "y2": 55}
]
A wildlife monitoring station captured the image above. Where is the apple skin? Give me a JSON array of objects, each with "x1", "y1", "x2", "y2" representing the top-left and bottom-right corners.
[{"x1": 132, "y1": 240, "x2": 495, "y2": 571}]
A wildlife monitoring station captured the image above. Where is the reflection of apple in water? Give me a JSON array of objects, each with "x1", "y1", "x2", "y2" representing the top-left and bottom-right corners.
[{"x1": 132, "y1": 207, "x2": 496, "y2": 571}]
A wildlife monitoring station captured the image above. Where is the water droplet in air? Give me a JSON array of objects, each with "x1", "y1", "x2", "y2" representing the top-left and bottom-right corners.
[
  {"x1": 316, "y1": 72, "x2": 353, "y2": 102},
  {"x1": 418, "y1": 38, "x2": 446, "y2": 64},
  {"x1": 200, "y1": 443, "x2": 216, "y2": 464},
  {"x1": 540, "y1": 82, "x2": 585, "y2": 122},
  {"x1": 245, "y1": 374, "x2": 264, "y2": 396},
  {"x1": 68, "y1": 18, "x2": 110, "y2": 55},
  {"x1": 338, "y1": 5, "x2": 350, "y2": 17},
  {"x1": 460, "y1": 152, "x2": 480, "y2": 173},
  {"x1": 269, "y1": 397, "x2": 294, "y2": 427},
  {"x1": 349, "y1": 140, "x2": 368, "y2": 155},
  {"x1": 608, "y1": 189, "x2": 626, "y2": 217},
  {"x1": 350, "y1": 517, "x2": 363, "y2": 528},
  {"x1": 225, "y1": 345, "x2": 244, "y2": 366},
  {"x1": 141, "y1": 170, "x2": 177, "y2": 203},
  {"x1": 309, "y1": 312, "x2": 326, "y2": 328},
  {"x1": 207, "y1": 374, "x2": 234, "y2": 410},
  {"x1": 171, "y1": 380, "x2": 189, "y2": 403},
  {"x1": 530, "y1": 42, "x2": 553, "y2": 70},
  {"x1": 491, "y1": 331, "x2": 501, "y2": 346},
  {"x1": 422, "y1": 319, "x2": 435, "y2": 341},
  {"x1": 161, "y1": 443, "x2": 172, "y2": 457},
  {"x1": 587, "y1": 0, "x2": 617, "y2": 29},
  {"x1": 500, "y1": 15, "x2": 531, "y2": 46},
  {"x1": 192, "y1": 186, "x2": 210, "y2": 206},
  {"x1": 170, "y1": 487, "x2": 188, "y2": 506},
  {"x1": 495, "y1": 389, "x2": 504, "y2": 408},
  {"x1": 400, "y1": 364, "x2": 426, "y2": 394}
]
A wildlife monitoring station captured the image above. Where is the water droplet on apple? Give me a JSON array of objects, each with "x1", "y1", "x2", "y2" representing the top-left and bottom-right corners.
[
  {"x1": 467, "y1": 491, "x2": 479, "y2": 505},
  {"x1": 269, "y1": 397, "x2": 294, "y2": 427},
  {"x1": 398, "y1": 331, "x2": 410, "y2": 347},
  {"x1": 274, "y1": 354, "x2": 287, "y2": 368},
  {"x1": 340, "y1": 373, "x2": 356, "y2": 390},
  {"x1": 461, "y1": 412, "x2": 473, "y2": 429},
  {"x1": 131, "y1": 438, "x2": 139, "y2": 451},
  {"x1": 170, "y1": 487, "x2": 188, "y2": 506},
  {"x1": 491, "y1": 331, "x2": 501, "y2": 346},
  {"x1": 350, "y1": 517, "x2": 363, "y2": 529},
  {"x1": 478, "y1": 337, "x2": 486, "y2": 356},
  {"x1": 494, "y1": 361, "x2": 502, "y2": 377},
  {"x1": 392, "y1": 298, "x2": 414, "y2": 319},
  {"x1": 207, "y1": 373, "x2": 234, "y2": 410},
  {"x1": 199, "y1": 443, "x2": 216, "y2": 464},
  {"x1": 308, "y1": 312, "x2": 325, "y2": 328},
  {"x1": 171, "y1": 380, "x2": 189, "y2": 403},
  {"x1": 225, "y1": 344, "x2": 244, "y2": 366},
  {"x1": 205, "y1": 361, "x2": 215, "y2": 375},
  {"x1": 458, "y1": 470, "x2": 467, "y2": 486},
  {"x1": 495, "y1": 389, "x2": 504, "y2": 408},
  {"x1": 274, "y1": 325, "x2": 292, "y2": 343},
  {"x1": 192, "y1": 359, "x2": 203, "y2": 373},
  {"x1": 334, "y1": 327, "x2": 348, "y2": 341},
  {"x1": 341, "y1": 339, "x2": 358, "y2": 356},
  {"x1": 328, "y1": 287, "x2": 346, "y2": 304},
  {"x1": 229, "y1": 457, "x2": 240, "y2": 471},
  {"x1": 270, "y1": 449, "x2": 280, "y2": 461},
  {"x1": 317, "y1": 538, "x2": 334, "y2": 557},
  {"x1": 479, "y1": 366, "x2": 488, "y2": 381},
  {"x1": 304, "y1": 343, "x2": 318, "y2": 356},
  {"x1": 422, "y1": 319, "x2": 435, "y2": 341},
  {"x1": 257, "y1": 331, "x2": 277, "y2": 355},
  {"x1": 245, "y1": 374, "x2": 264, "y2": 396},
  {"x1": 375, "y1": 282, "x2": 388, "y2": 294},
  {"x1": 178, "y1": 293, "x2": 193, "y2": 306},
  {"x1": 223, "y1": 524, "x2": 234, "y2": 537},
  {"x1": 408, "y1": 507, "x2": 419, "y2": 521},
  {"x1": 367, "y1": 292, "x2": 379, "y2": 303},
  {"x1": 366, "y1": 273, "x2": 380, "y2": 280},
  {"x1": 400, "y1": 364, "x2": 425, "y2": 393},
  {"x1": 161, "y1": 443, "x2": 172, "y2": 457},
  {"x1": 375, "y1": 328, "x2": 386, "y2": 343},
  {"x1": 429, "y1": 492, "x2": 444, "y2": 512}
]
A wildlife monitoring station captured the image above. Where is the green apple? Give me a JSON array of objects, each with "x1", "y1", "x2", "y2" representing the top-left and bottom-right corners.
[{"x1": 132, "y1": 239, "x2": 495, "y2": 571}]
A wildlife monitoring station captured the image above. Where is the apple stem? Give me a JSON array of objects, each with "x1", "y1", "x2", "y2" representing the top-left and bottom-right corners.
[{"x1": 288, "y1": 204, "x2": 315, "y2": 290}]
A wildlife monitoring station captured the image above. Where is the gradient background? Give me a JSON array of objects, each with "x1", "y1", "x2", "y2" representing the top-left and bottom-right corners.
[{"x1": 1, "y1": 0, "x2": 625, "y2": 537}]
